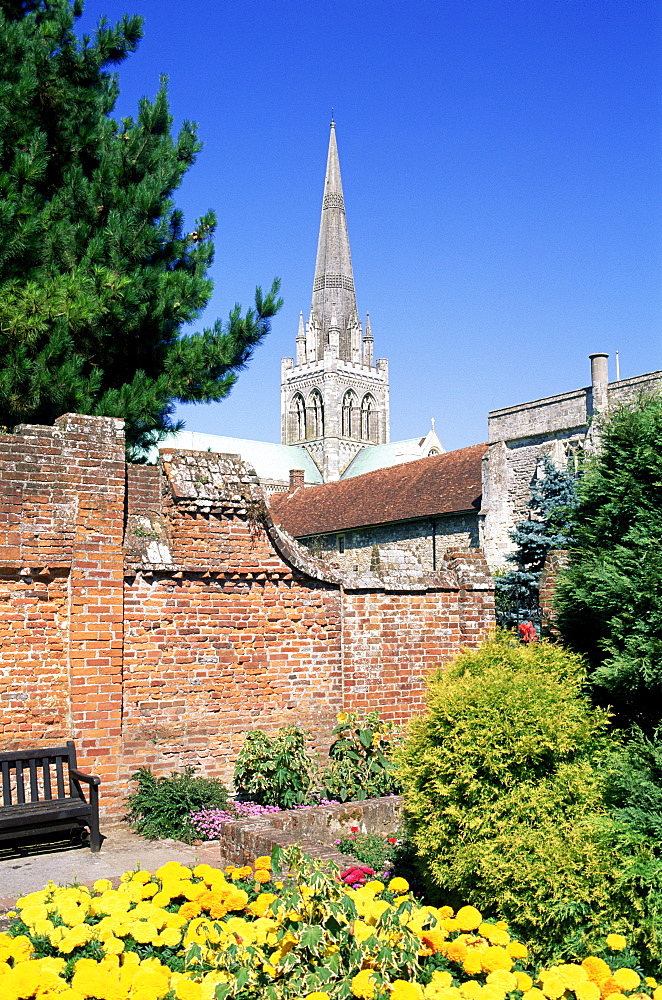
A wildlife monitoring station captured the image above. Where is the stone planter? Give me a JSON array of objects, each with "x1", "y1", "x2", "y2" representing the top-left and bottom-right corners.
[{"x1": 215, "y1": 795, "x2": 403, "y2": 868}]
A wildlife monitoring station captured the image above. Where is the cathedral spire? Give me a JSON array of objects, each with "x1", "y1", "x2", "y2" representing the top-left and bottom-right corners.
[{"x1": 310, "y1": 121, "x2": 358, "y2": 361}]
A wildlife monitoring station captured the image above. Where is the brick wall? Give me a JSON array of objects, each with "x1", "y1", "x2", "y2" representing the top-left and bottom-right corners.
[{"x1": 0, "y1": 417, "x2": 494, "y2": 818}]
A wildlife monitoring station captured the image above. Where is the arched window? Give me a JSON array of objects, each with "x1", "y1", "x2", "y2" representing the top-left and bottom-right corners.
[
  {"x1": 361, "y1": 394, "x2": 376, "y2": 442},
  {"x1": 342, "y1": 390, "x2": 358, "y2": 438},
  {"x1": 307, "y1": 389, "x2": 324, "y2": 439},
  {"x1": 289, "y1": 393, "x2": 306, "y2": 442}
]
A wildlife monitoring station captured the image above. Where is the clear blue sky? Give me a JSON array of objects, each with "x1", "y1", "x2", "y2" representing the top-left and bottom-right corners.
[{"x1": 78, "y1": 0, "x2": 661, "y2": 452}]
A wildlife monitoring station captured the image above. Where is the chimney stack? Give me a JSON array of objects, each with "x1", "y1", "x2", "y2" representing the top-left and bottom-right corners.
[
  {"x1": 289, "y1": 469, "x2": 305, "y2": 491},
  {"x1": 589, "y1": 352, "x2": 609, "y2": 417}
]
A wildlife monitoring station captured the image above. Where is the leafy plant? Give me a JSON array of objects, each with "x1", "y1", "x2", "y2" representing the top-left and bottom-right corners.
[
  {"x1": 322, "y1": 710, "x2": 401, "y2": 802},
  {"x1": 396, "y1": 634, "x2": 662, "y2": 966},
  {"x1": 334, "y1": 829, "x2": 398, "y2": 876},
  {"x1": 233, "y1": 726, "x2": 315, "y2": 809},
  {"x1": 126, "y1": 766, "x2": 230, "y2": 842}
]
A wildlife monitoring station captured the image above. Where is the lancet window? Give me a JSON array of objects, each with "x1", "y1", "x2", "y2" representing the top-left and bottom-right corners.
[
  {"x1": 307, "y1": 389, "x2": 324, "y2": 440},
  {"x1": 361, "y1": 394, "x2": 377, "y2": 442},
  {"x1": 289, "y1": 393, "x2": 306, "y2": 443},
  {"x1": 342, "y1": 390, "x2": 358, "y2": 438}
]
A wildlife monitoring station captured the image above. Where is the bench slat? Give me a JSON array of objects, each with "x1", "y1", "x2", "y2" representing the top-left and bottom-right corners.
[
  {"x1": 0, "y1": 799, "x2": 90, "y2": 828},
  {"x1": 28, "y1": 758, "x2": 38, "y2": 802},
  {"x1": 16, "y1": 760, "x2": 24, "y2": 804},
  {"x1": 55, "y1": 756, "x2": 65, "y2": 799},
  {"x1": 42, "y1": 758, "x2": 52, "y2": 800},
  {"x1": 1, "y1": 761, "x2": 10, "y2": 807}
]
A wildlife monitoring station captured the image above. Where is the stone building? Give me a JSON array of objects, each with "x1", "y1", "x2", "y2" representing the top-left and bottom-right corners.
[
  {"x1": 481, "y1": 353, "x2": 662, "y2": 569},
  {"x1": 156, "y1": 121, "x2": 442, "y2": 488},
  {"x1": 281, "y1": 119, "x2": 391, "y2": 481},
  {"x1": 271, "y1": 443, "x2": 486, "y2": 579}
]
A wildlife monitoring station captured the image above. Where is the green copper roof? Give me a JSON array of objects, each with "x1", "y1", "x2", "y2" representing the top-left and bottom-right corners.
[
  {"x1": 155, "y1": 431, "x2": 323, "y2": 484},
  {"x1": 341, "y1": 439, "x2": 429, "y2": 479}
]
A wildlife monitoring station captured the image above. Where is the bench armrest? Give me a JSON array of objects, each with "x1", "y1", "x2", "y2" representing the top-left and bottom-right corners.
[{"x1": 70, "y1": 767, "x2": 101, "y2": 788}]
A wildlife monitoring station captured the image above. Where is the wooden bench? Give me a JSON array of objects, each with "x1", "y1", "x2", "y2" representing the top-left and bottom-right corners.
[{"x1": 0, "y1": 741, "x2": 101, "y2": 852}]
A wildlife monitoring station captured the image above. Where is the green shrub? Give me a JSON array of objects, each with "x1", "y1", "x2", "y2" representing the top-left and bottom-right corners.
[
  {"x1": 233, "y1": 726, "x2": 315, "y2": 808},
  {"x1": 396, "y1": 635, "x2": 662, "y2": 967},
  {"x1": 334, "y1": 830, "x2": 398, "y2": 874},
  {"x1": 322, "y1": 710, "x2": 401, "y2": 802},
  {"x1": 606, "y1": 727, "x2": 662, "y2": 842},
  {"x1": 127, "y1": 766, "x2": 231, "y2": 842}
]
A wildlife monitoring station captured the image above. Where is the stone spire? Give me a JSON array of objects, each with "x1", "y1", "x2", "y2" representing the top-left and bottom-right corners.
[{"x1": 310, "y1": 121, "x2": 359, "y2": 361}]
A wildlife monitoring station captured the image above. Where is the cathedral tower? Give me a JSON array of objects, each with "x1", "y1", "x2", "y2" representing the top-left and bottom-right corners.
[{"x1": 281, "y1": 121, "x2": 390, "y2": 481}]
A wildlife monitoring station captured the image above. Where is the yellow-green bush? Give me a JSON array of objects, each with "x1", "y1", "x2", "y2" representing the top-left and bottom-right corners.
[
  {"x1": 0, "y1": 847, "x2": 657, "y2": 999},
  {"x1": 396, "y1": 635, "x2": 661, "y2": 967}
]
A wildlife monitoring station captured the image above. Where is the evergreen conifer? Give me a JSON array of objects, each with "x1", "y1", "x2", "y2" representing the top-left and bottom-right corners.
[
  {"x1": 555, "y1": 394, "x2": 662, "y2": 728},
  {"x1": 495, "y1": 455, "x2": 577, "y2": 623},
  {"x1": 0, "y1": 0, "x2": 282, "y2": 454}
]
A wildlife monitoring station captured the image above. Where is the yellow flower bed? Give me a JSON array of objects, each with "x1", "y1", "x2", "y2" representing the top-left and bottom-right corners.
[{"x1": 0, "y1": 848, "x2": 655, "y2": 1000}]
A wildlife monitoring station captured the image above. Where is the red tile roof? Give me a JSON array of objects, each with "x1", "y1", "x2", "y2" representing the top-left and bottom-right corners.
[{"x1": 270, "y1": 443, "x2": 487, "y2": 537}]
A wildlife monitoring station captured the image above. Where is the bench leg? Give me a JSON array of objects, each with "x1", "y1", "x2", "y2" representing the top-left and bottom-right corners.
[{"x1": 88, "y1": 784, "x2": 101, "y2": 852}]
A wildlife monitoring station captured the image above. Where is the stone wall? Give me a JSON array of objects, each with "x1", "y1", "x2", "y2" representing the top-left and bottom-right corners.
[
  {"x1": 481, "y1": 362, "x2": 662, "y2": 569},
  {"x1": 0, "y1": 415, "x2": 494, "y2": 819},
  {"x1": 300, "y1": 513, "x2": 479, "y2": 576}
]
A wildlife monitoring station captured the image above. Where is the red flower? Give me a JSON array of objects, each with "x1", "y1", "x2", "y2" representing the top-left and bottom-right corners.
[
  {"x1": 388, "y1": 837, "x2": 397, "y2": 844},
  {"x1": 350, "y1": 826, "x2": 359, "y2": 833},
  {"x1": 339, "y1": 864, "x2": 375, "y2": 886},
  {"x1": 518, "y1": 621, "x2": 538, "y2": 643}
]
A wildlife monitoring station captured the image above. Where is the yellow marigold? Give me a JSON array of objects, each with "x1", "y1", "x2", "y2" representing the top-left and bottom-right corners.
[
  {"x1": 479, "y1": 923, "x2": 510, "y2": 946},
  {"x1": 175, "y1": 981, "x2": 202, "y2": 1000},
  {"x1": 443, "y1": 939, "x2": 468, "y2": 963},
  {"x1": 103, "y1": 936, "x2": 125, "y2": 955},
  {"x1": 254, "y1": 869, "x2": 271, "y2": 884},
  {"x1": 539, "y1": 976, "x2": 565, "y2": 1000},
  {"x1": 389, "y1": 877, "x2": 410, "y2": 894},
  {"x1": 654, "y1": 990, "x2": 662, "y2": 1000},
  {"x1": 506, "y1": 941, "x2": 528, "y2": 960},
  {"x1": 487, "y1": 970, "x2": 518, "y2": 991},
  {"x1": 522, "y1": 992, "x2": 547, "y2": 1000},
  {"x1": 458, "y1": 982, "x2": 482, "y2": 1000},
  {"x1": 254, "y1": 856, "x2": 272, "y2": 869},
  {"x1": 391, "y1": 981, "x2": 424, "y2": 1000},
  {"x1": 225, "y1": 888, "x2": 249, "y2": 910},
  {"x1": 605, "y1": 934, "x2": 627, "y2": 952},
  {"x1": 248, "y1": 892, "x2": 278, "y2": 918},
  {"x1": 482, "y1": 986, "x2": 507, "y2": 1000},
  {"x1": 463, "y1": 951, "x2": 484, "y2": 976},
  {"x1": 515, "y1": 974, "x2": 534, "y2": 992},
  {"x1": 306, "y1": 993, "x2": 332, "y2": 1000},
  {"x1": 646, "y1": 980, "x2": 658, "y2": 990},
  {"x1": 613, "y1": 969, "x2": 640, "y2": 992},
  {"x1": 439, "y1": 906, "x2": 454, "y2": 919},
  {"x1": 425, "y1": 988, "x2": 463, "y2": 1000},
  {"x1": 419, "y1": 928, "x2": 447, "y2": 954},
  {"x1": 130, "y1": 921, "x2": 158, "y2": 944},
  {"x1": 352, "y1": 969, "x2": 378, "y2": 999},
  {"x1": 552, "y1": 964, "x2": 590, "y2": 991},
  {"x1": 575, "y1": 983, "x2": 601, "y2": 1000},
  {"x1": 180, "y1": 901, "x2": 203, "y2": 919},
  {"x1": 157, "y1": 927, "x2": 182, "y2": 948},
  {"x1": 601, "y1": 981, "x2": 623, "y2": 999},
  {"x1": 481, "y1": 946, "x2": 513, "y2": 974},
  {"x1": 456, "y1": 906, "x2": 482, "y2": 932},
  {"x1": 93, "y1": 879, "x2": 114, "y2": 894},
  {"x1": 583, "y1": 958, "x2": 613, "y2": 986},
  {"x1": 428, "y1": 973, "x2": 454, "y2": 990}
]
